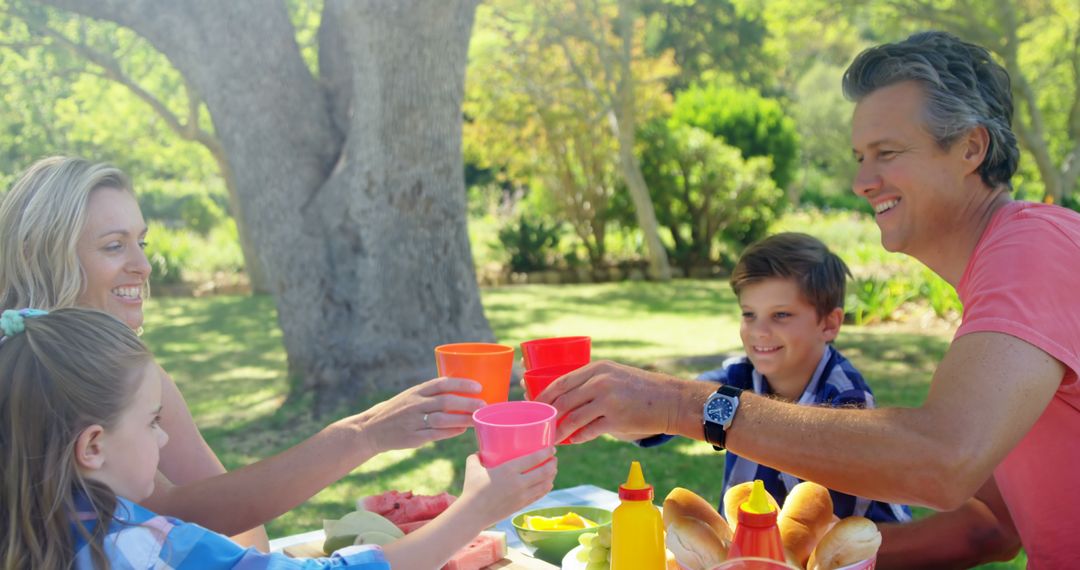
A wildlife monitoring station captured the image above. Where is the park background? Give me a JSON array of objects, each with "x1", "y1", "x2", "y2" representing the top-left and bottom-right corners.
[{"x1": 5, "y1": 1, "x2": 1079, "y2": 568}]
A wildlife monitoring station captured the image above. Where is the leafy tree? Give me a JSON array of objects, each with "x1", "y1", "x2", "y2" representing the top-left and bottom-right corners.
[
  {"x1": 639, "y1": 0, "x2": 773, "y2": 93},
  {"x1": 790, "y1": 61, "x2": 861, "y2": 207},
  {"x1": 639, "y1": 120, "x2": 783, "y2": 271},
  {"x1": 670, "y1": 82, "x2": 799, "y2": 190},
  {"x1": 466, "y1": 0, "x2": 675, "y2": 273},
  {"x1": 527, "y1": 0, "x2": 674, "y2": 279},
  {"x1": 18, "y1": 0, "x2": 491, "y2": 412}
]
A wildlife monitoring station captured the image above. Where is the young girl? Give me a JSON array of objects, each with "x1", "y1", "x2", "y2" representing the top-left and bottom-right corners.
[{"x1": 0, "y1": 308, "x2": 557, "y2": 569}]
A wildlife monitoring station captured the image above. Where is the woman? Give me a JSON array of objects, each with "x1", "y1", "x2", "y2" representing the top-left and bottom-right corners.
[{"x1": 0, "y1": 156, "x2": 487, "y2": 549}]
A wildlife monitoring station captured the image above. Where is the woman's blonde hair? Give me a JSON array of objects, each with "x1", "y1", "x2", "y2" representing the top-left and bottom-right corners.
[
  {"x1": 0, "y1": 308, "x2": 151, "y2": 570},
  {"x1": 0, "y1": 156, "x2": 136, "y2": 313}
]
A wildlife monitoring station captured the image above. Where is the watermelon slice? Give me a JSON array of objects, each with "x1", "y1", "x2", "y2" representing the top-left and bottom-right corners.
[
  {"x1": 361, "y1": 490, "x2": 414, "y2": 514},
  {"x1": 360, "y1": 490, "x2": 456, "y2": 526},
  {"x1": 397, "y1": 518, "x2": 433, "y2": 534},
  {"x1": 442, "y1": 530, "x2": 507, "y2": 570}
]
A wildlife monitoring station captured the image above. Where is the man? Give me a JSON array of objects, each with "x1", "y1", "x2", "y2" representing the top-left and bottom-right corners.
[{"x1": 537, "y1": 32, "x2": 1078, "y2": 568}]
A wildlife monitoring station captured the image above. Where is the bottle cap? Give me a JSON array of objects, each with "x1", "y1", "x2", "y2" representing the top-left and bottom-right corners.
[
  {"x1": 618, "y1": 461, "x2": 654, "y2": 501},
  {"x1": 740, "y1": 480, "x2": 775, "y2": 515}
]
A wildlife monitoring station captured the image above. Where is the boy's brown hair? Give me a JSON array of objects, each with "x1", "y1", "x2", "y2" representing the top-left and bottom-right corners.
[{"x1": 730, "y1": 232, "x2": 852, "y2": 320}]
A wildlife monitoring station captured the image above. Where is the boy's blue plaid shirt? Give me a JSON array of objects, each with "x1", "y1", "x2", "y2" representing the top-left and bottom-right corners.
[
  {"x1": 72, "y1": 495, "x2": 390, "y2": 569},
  {"x1": 640, "y1": 345, "x2": 912, "y2": 524}
]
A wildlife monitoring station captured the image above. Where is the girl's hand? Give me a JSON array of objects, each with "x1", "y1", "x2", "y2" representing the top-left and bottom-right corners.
[
  {"x1": 458, "y1": 448, "x2": 558, "y2": 525},
  {"x1": 355, "y1": 377, "x2": 486, "y2": 453}
]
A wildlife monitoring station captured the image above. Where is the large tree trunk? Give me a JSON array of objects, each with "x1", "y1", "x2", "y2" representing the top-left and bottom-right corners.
[
  {"x1": 49, "y1": 0, "x2": 491, "y2": 413},
  {"x1": 207, "y1": 149, "x2": 270, "y2": 294}
]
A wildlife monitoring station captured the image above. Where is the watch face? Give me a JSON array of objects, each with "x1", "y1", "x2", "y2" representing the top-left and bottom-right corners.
[{"x1": 705, "y1": 395, "x2": 735, "y2": 423}]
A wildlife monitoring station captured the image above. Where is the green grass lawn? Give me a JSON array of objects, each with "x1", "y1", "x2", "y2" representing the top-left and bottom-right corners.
[{"x1": 141, "y1": 281, "x2": 1023, "y2": 568}]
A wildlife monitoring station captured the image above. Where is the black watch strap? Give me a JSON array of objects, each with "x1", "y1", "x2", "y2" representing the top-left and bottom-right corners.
[
  {"x1": 704, "y1": 384, "x2": 742, "y2": 451},
  {"x1": 704, "y1": 416, "x2": 727, "y2": 451}
]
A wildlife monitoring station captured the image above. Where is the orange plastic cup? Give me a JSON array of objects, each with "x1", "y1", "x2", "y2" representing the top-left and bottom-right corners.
[
  {"x1": 435, "y1": 343, "x2": 514, "y2": 405},
  {"x1": 520, "y1": 336, "x2": 591, "y2": 370}
]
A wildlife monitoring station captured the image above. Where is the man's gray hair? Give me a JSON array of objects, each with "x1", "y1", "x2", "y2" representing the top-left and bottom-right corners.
[{"x1": 843, "y1": 31, "x2": 1019, "y2": 189}]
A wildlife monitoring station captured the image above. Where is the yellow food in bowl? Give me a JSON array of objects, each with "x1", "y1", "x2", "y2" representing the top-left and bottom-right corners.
[{"x1": 523, "y1": 511, "x2": 598, "y2": 531}]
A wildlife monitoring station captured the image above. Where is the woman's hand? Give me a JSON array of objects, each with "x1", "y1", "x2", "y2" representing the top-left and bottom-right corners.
[
  {"x1": 457, "y1": 448, "x2": 558, "y2": 525},
  {"x1": 355, "y1": 377, "x2": 486, "y2": 454}
]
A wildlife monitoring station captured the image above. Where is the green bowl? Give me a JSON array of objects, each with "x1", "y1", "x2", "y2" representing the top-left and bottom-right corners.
[{"x1": 511, "y1": 505, "x2": 612, "y2": 564}]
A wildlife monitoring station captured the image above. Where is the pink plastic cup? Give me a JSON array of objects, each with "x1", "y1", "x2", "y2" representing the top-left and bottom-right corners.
[
  {"x1": 472, "y1": 401, "x2": 557, "y2": 467},
  {"x1": 520, "y1": 336, "x2": 591, "y2": 370}
]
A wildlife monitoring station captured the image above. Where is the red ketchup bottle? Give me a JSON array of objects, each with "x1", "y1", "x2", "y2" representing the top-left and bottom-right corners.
[{"x1": 728, "y1": 479, "x2": 786, "y2": 562}]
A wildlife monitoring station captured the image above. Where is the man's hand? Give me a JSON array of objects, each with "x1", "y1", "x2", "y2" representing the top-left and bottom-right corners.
[{"x1": 534, "y1": 360, "x2": 708, "y2": 443}]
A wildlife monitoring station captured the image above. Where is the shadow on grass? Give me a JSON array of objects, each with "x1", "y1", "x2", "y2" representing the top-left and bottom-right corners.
[
  {"x1": 143, "y1": 295, "x2": 287, "y2": 430},
  {"x1": 484, "y1": 281, "x2": 733, "y2": 332}
]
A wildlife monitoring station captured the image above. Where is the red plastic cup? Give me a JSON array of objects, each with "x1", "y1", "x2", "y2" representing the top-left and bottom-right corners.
[
  {"x1": 522, "y1": 363, "x2": 585, "y2": 445},
  {"x1": 472, "y1": 401, "x2": 557, "y2": 467},
  {"x1": 522, "y1": 363, "x2": 584, "y2": 400},
  {"x1": 520, "y1": 336, "x2": 591, "y2": 370},
  {"x1": 435, "y1": 343, "x2": 514, "y2": 405}
]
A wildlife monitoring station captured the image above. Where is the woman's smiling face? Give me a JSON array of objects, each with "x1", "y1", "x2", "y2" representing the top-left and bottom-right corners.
[{"x1": 75, "y1": 187, "x2": 151, "y2": 330}]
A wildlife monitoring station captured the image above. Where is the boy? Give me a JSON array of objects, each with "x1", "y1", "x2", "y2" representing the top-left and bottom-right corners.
[{"x1": 642, "y1": 232, "x2": 910, "y2": 523}]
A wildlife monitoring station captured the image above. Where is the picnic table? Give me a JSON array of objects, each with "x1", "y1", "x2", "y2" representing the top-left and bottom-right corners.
[{"x1": 268, "y1": 484, "x2": 621, "y2": 570}]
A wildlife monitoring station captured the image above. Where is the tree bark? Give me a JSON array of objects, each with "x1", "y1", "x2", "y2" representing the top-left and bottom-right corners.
[
  {"x1": 47, "y1": 0, "x2": 490, "y2": 413},
  {"x1": 614, "y1": 0, "x2": 671, "y2": 280}
]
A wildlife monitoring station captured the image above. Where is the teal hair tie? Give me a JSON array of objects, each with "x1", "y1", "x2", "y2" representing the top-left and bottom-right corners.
[{"x1": 0, "y1": 308, "x2": 49, "y2": 337}]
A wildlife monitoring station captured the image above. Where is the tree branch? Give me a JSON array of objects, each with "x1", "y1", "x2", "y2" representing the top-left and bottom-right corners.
[{"x1": 22, "y1": 15, "x2": 222, "y2": 156}]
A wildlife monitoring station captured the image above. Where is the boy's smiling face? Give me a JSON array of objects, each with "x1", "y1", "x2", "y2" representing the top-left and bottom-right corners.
[{"x1": 738, "y1": 277, "x2": 842, "y2": 400}]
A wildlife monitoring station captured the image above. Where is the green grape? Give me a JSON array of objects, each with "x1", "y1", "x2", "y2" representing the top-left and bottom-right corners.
[
  {"x1": 596, "y1": 525, "x2": 611, "y2": 548},
  {"x1": 585, "y1": 562, "x2": 607, "y2": 570},
  {"x1": 578, "y1": 532, "x2": 596, "y2": 547},
  {"x1": 588, "y1": 546, "x2": 608, "y2": 563}
]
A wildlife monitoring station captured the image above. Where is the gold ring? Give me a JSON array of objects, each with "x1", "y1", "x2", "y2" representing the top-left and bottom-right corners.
[{"x1": 423, "y1": 413, "x2": 430, "y2": 429}]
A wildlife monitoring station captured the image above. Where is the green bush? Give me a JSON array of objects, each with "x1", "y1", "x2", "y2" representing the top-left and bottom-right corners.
[
  {"x1": 179, "y1": 193, "x2": 226, "y2": 235},
  {"x1": 846, "y1": 276, "x2": 917, "y2": 325},
  {"x1": 919, "y1": 268, "x2": 962, "y2": 321},
  {"x1": 138, "y1": 179, "x2": 230, "y2": 235},
  {"x1": 669, "y1": 82, "x2": 799, "y2": 189},
  {"x1": 146, "y1": 220, "x2": 245, "y2": 285},
  {"x1": 496, "y1": 215, "x2": 564, "y2": 273},
  {"x1": 147, "y1": 221, "x2": 195, "y2": 285},
  {"x1": 638, "y1": 120, "x2": 784, "y2": 271}
]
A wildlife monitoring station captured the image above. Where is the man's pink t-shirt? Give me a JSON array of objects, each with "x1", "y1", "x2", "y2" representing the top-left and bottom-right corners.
[{"x1": 955, "y1": 200, "x2": 1080, "y2": 568}]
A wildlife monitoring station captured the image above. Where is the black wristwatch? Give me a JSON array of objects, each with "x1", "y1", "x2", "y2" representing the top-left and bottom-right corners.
[{"x1": 703, "y1": 384, "x2": 742, "y2": 451}]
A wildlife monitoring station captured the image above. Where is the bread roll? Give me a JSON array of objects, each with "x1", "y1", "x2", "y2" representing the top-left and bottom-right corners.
[
  {"x1": 807, "y1": 516, "x2": 881, "y2": 570},
  {"x1": 663, "y1": 487, "x2": 731, "y2": 570},
  {"x1": 778, "y1": 481, "x2": 834, "y2": 567},
  {"x1": 722, "y1": 481, "x2": 780, "y2": 529}
]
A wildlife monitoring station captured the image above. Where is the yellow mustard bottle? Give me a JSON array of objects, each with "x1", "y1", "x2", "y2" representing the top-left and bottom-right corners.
[{"x1": 610, "y1": 460, "x2": 666, "y2": 570}]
